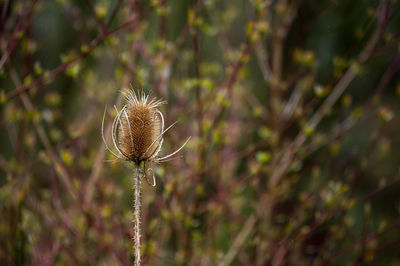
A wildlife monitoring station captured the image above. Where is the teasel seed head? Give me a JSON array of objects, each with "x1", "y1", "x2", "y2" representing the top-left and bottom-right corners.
[{"x1": 102, "y1": 89, "x2": 190, "y2": 184}]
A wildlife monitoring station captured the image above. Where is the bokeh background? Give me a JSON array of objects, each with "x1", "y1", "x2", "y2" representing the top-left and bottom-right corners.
[{"x1": 1, "y1": 0, "x2": 400, "y2": 265}]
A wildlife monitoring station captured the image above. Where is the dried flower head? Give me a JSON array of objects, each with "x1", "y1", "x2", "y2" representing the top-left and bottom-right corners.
[{"x1": 101, "y1": 89, "x2": 190, "y2": 184}]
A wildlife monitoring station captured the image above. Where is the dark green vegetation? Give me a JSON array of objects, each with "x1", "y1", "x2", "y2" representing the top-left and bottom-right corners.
[{"x1": 1, "y1": 0, "x2": 400, "y2": 265}]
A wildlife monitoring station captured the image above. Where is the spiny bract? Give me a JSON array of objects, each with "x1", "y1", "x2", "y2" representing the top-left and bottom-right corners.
[{"x1": 102, "y1": 89, "x2": 190, "y2": 172}]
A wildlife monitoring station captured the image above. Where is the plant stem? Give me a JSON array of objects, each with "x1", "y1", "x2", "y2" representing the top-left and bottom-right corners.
[{"x1": 134, "y1": 164, "x2": 141, "y2": 266}]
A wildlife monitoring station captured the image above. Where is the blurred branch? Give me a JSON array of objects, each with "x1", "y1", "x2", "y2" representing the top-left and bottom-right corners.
[
  {"x1": 106, "y1": 0, "x2": 122, "y2": 27},
  {"x1": 329, "y1": 217, "x2": 400, "y2": 264},
  {"x1": 5, "y1": 13, "x2": 146, "y2": 102},
  {"x1": 270, "y1": 172, "x2": 400, "y2": 265},
  {"x1": 153, "y1": 0, "x2": 203, "y2": 98},
  {"x1": 206, "y1": 27, "x2": 259, "y2": 141},
  {"x1": 270, "y1": 0, "x2": 301, "y2": 129},
  {"x1": 304, "y1": 51, "x2": 400, "y2": 156},
  {"x1": 222, "y1": 2, "x2": 392, "y2": 264},
  {"x1": 272, "y1": 0, "x2": 301, "y2": 80},
  {"x1": 83, "y1": 94, "x2": 124, "y2": 205},
  {"x1": 0, "y1": 155, "x2": 12, "y2": 173},
  {"x1": 7, "y1": 66, "x2": 78, "y2": 201},
  {"x1": 27, "y1": 195, "x2": 80, "y2": 264},
  {"x1": 0, "y1": 0, "x2": 38, "y2": 70},
  {"x1": 191, "y1": 24, "x2": 204, "y2": 174},
  {"x1": 255, "y1": 42, "x2": 272, "y2": 81},
  {"x1": 280, "y1": 75, "x2": 312, "y2": 121},
  {"x1": 220, "y1": 215, "x2": 257, "y2": 266},
  {"x1": 365, "y1": 51, "x2": 400, "y2": 107},
  {"x1": 268, "y1": 0, "x2": 390, "y2": 188},
  {"x1": 266, "y1": 119, "x2": 395, "y2": 262}
]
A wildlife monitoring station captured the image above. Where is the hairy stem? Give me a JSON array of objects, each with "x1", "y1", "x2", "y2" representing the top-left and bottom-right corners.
[{"x1": 134, "y1": 164, "x2": 141, "y2": 266}]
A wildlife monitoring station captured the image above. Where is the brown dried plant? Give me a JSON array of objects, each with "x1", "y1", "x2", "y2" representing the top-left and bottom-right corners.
[{"x1": 101, "y1": 89, "x2": 190, "y2": 265}]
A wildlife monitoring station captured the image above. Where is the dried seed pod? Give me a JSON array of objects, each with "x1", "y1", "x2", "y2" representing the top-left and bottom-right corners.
[
  {"x1": 118, "y1": 92, "x2": 163, "y2": 162},
  {"x1": 102, "y1": 89, "x2": 190, "y2": 166}
]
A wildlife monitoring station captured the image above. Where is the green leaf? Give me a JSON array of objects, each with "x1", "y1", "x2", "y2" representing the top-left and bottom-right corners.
[{"x1": 256, "y1": 151, "x2": 271, "y2": 164}]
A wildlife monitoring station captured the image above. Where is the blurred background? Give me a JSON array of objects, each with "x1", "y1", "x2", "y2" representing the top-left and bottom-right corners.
[{"x1": 1, "y1": 0, "x2": 400, "y2": 265}]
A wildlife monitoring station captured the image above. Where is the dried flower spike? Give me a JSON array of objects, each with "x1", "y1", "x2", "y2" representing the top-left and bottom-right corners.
[{"x1": 101, "y1": 89, "x2": 190, "y2": 266}]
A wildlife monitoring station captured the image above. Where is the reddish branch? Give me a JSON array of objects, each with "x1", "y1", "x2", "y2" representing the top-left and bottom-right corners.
[{"x1": 5, "y1": 14, "x2": 144, "y2": 102}]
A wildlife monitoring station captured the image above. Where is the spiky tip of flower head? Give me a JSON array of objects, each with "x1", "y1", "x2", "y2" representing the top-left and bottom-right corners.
[{"x1": 102, "y1": 89, "x2": 190, "y2": 167}]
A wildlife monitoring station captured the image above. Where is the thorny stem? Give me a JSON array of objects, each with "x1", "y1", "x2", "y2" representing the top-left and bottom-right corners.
[{"x1": 134, "y1": 164, "x2": 142, "y2": 266}]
